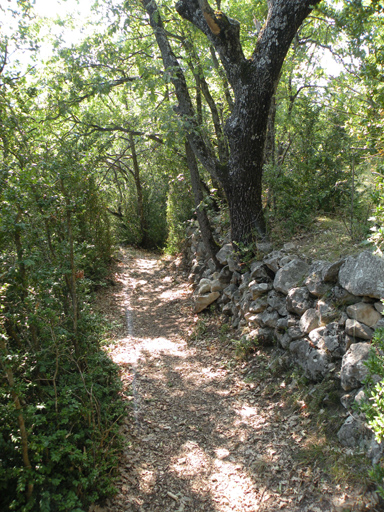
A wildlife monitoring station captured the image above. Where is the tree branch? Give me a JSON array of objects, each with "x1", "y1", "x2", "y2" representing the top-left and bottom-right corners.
[{"x1": 175, "y1": 0, "x2": 246, "y2": 91}]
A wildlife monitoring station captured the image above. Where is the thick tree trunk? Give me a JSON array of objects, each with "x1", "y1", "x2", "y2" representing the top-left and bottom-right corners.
[
  {"x1": 141, "y1": 0, "x2": 321, "y2": 245},
  {"x1": 223, "y1": 159, "x2": 266, "y2": 244}
]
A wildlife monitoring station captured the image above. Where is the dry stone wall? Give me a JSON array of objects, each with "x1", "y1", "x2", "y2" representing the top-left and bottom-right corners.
[{"x1": 176, "y1": 220, "x2": 384, "y2": 462}]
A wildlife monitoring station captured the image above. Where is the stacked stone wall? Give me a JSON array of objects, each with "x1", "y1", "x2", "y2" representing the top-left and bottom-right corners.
[{"x1": 175, "y1": 221, "x2": 384, "y2": 461}]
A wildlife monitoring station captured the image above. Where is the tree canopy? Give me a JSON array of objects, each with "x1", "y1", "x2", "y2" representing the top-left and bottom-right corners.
[{"x1": 2, "y1": 0, "x2": 384, "y2": 509}]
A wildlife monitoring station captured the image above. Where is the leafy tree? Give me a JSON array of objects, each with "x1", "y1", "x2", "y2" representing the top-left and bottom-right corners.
[{"x1": 140, "y1": 0, "x2": 322, "y2": 244}]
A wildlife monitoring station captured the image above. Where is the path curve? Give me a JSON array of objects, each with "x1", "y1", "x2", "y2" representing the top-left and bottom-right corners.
[{"x1": 95, "y1": 249, "x2": 379, "y2": 512}]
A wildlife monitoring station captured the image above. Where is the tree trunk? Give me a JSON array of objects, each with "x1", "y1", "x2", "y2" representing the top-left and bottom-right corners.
[
  {"x1": 184, "y1": 140, "x2": 220, "y2": 263},
  {"x1": 141, "y1": 0, "x2": 321, "y2": 245},
  {"x1": 129, "y1": 133, "x2": 148, "y2": 247}
]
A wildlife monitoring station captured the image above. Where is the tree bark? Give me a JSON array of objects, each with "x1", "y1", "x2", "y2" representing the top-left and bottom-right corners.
[
  {"x1": 184, "y1": 140, "x2": 220, "y2": 264},
  {"x1": 141, "y1": 0, "x2": 321, "y2": 244}
]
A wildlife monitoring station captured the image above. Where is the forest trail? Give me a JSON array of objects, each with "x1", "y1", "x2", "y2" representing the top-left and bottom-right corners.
[{"x1": 93, "y1": 248, "x2": 378, "y2": 512}]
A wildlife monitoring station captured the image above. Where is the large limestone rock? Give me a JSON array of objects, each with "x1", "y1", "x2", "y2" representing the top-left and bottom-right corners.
[
  {"x1": 216, "y1": 243, "x2": 240, "y2": 272},
  {"x1": 289, "y1": 339, "x2": 330, "y2": 381},
  {"x1": 345, "y1": 319, "x2": 373, "y2": 340},
  {"x1": 340, "y1": 342, "x2": 371, "y2": 391},
  {"x1": 317, "y1": 300, "x2": 338, "y2": 325},
  {"x1": 216, "y1": 243, "x2": 233, "y2": 265},
  {"x1": 264, "y1": 250, "x2": 284, "y2": 273},
  {"x1": 286, "y1": 287, "x2": 313, "y2": 315},
  {"x1": 273, "y1": 259, "x2": 309, "y2": 295},
  {"x1": 309, "y1": 322, "x2": 341, "y2": 356},
  {"x1": 299, "y1": 308, "x2": 320, "y2": 334},
  {"x1": 249, "y1": 261, "x2": 271, "y2": 282},
  {"x1": 346, "y1": 302, "x2": 381, "y2": 328},
  {"x1": 249, "y1": 282, "x2": 273, "y2": 299},
  {"x1": 339, "y1": 251, "x2": 384, "y2": 299},
  {"x1": 305, "y1": 261, "x2": 331, "y2": 297},
  {"x1": 337, "y1": 414, "x2": 371, "y2": 449},
  {"x1": 267, "y1": 290, "x2": 287, "y2": 316},
  {"x1": 322, "y1": 259, "x2": 345, "y2": 283},
  {"x1": 194, "y1": 292, "x2": 220, "y2": 313}
]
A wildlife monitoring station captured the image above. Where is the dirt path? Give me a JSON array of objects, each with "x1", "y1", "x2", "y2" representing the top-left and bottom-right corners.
[{"x1": 95, "y1": 249, "x2": 380, "y2": 512}]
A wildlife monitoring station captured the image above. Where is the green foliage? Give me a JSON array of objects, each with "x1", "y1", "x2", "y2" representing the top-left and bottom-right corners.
[
  {"x1": 0, "y1": 68, "x2": 124, "y2": 509},
  {"x1": 368, "y1": 165, "x2": 384, "y2": 253},
  {"x1": 166, "y1": 173, "x2": 195, "y2": 254},
  {"x1": 232, "y1": 335, "x2": 258, "y2": 360},
  {"x1": 359, "y1": 327, "x2": 384, "y2": 497}
]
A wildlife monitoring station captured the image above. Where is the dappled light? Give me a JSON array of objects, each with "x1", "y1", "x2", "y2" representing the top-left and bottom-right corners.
[{"x1": 97, "y1": 248, "x2": 376, "y2": 512}]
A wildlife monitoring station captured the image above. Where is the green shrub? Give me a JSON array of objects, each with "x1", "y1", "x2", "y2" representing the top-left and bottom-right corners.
[
  {"x1": 359, "y1": 327, "x2": 384, "y2": 498},
  {"x1": 166, "y1": 173, "x2": 194, "y2": 254}
]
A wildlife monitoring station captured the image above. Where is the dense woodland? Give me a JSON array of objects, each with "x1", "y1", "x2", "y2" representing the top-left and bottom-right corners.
[{"x1": 1, "y1": 0, "x2": 384, "y2": 510}]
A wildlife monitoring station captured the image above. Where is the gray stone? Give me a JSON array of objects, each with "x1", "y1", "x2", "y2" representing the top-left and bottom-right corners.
[
  {"x1": 249, "y1": 261, "x2": 270, "y2": 282},
  {"x1": 207, "y1": 258, "x2": 217, "y2": 273},
  {"x1": 286, "y1": 287, "x2": 313, "y2": 315},
  {"x1": 340, "y1": 342, "x2": 371, "y2": 391},
  {"x1": 309, "y1": 327, "x2": 326, "y2": 346},
  {"x1": 345, "y1": 319, "x2": 373, "y2": 340},
  {"x1": 248, "y1": 327, "x2": 274, "y2": 345},
  {"x1": 194, "y1": 291, "x2": 220, "y2": 313},
  {"x1": 249, "y1": 282, "x2": 273, "y2": 299},
  {"x1": 283, "y1": 242, "x2": 297, "y2": 252},
  {"x1": 299, "y1": 308, "x2": 320, "y2": 334},
  {"x1": 322, "y1": 259, "x2": 345, "y2": 282},
  {"x1": 239, "y1": 272, "x2": 251, "y2": 292},
  {"x1": 289, "y1": 339, "x2": 330, "y2": 381},
  {"x1": 210, "y1": 279, "x2": 224, "y2": 292},
  {"x1": 309, "y1": 323, "x2": 340, "y2": 354},
  {"x1": 322, "y1": 333, "x2": 340, "y2": 354},
  {"x1": 305, "y1": 262, "x2": 332, "y2": 297},
  {"x1": 267, "y1": 290, "x2": 288, "y2": 316},
  {"x1": 249, "y1": 297, "x2": 268, "y2": 314},
  {"x1": 317, "y1": 300, "x2": 338, "y2": 325},
  {"x1": 374, "y1": 301, "x2": 384, "y2": 315},
  {"x1": 346, "y1": 302, "x2": 382, "y2": 328},
  {"x1": 218, "y1": 266, "x2": 232, "y2": 284},
  {"x1": 340, "y1": 390, "x2": 360, "y2": 410},
  {"x1": 339, "y1": 251, "x2": 384, "y2": 299},
  {"x1": 306, "y1": 348, "x2": 331, "y2": 381},
  {"x1": 274, "y1": 259, "x2": 309, "y2": 295},
  {"x1": 288, "y1": 326, "x2": 304, "y2": 341},
  {"x1": 223, "y1": 284, "x2": 238, "y2": 298},
  {"x1": 230, "y1": 271, "x2": 241, "y2": 285},
  {"x1": 337, "y1": 414, "x2": 371, "y2": 450},
  {"x1": 338, "y1": 312, "x2": 348, "y2": 327},
  {"x1": 368, "y1": 437, "x2": 384, "y2": 465},
  {"x1": 256, "y1": 310, "x2": 280, "y2": 328},
  {"x1": 263, "y1": 250, "x2": 284, "y2": 273},
  {"x1": 216, "y1": 243, "x2": 233, "y2": 266},
  {"x1": 289, "y1": 338, "x2": 309, "y2": 361},
  {"x1": 331, "y1": 285, "x2": 361, "y2": 306},
  {"x1": 227, "y1": 256, "x2": 241, "y2": 273},
  {"x1": 275, "y1": 330, "x2": 291, "y2": 349},
  {"x1": 354, "y1": 389, "x2": 367, "y2": 406},
  {"x1": 375, "y1": 318, "x2": 384, "y2": 330},
  {"x1": 196, "y1": 241, "x2": 206, "y2": 258},
  {"x1": 222, "y1": 303, "x2": 234, "y2": 316},
  {"x1": 280, "y1": 255, "x2": 294, "y2": 267},
  {"x1": 240, "y1": 296, "x2": 251, "y2": 315}
]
